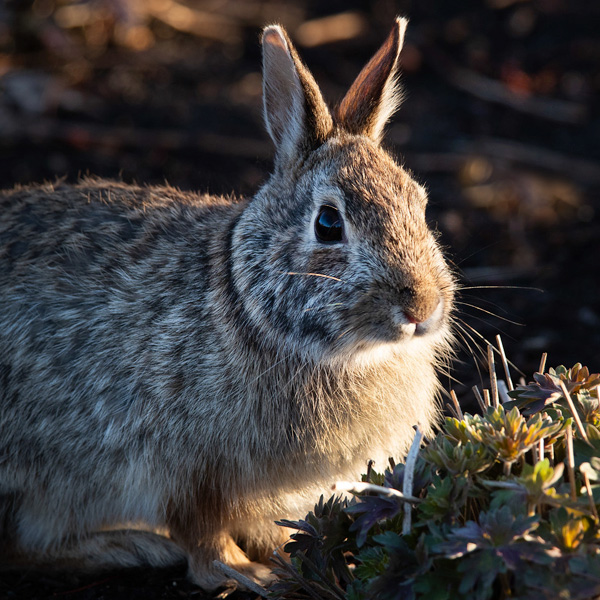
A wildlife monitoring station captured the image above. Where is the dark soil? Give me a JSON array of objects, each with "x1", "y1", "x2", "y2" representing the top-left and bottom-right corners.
[
  {"x1": 1, "y1": 0, "x2": 599, "y2": 598},
  {"x1": 0, "y1": 565, "x2": 211, "y2": 599}
]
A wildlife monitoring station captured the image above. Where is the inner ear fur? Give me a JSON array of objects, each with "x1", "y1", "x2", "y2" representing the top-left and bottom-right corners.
[
  {"x1": 262, "y1": 25, "x2": 333, "y2": 161},
  {"x1": 336, "y1": 17, "x2": 408, "y2": 143}
]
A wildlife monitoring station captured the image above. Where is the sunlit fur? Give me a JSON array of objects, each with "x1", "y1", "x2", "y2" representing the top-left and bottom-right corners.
[{"x1": 0, "y1": 18, "x2": 455, "y2": 591}]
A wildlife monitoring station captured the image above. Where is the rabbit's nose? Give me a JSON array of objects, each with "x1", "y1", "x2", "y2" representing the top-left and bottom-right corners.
[{"x1": 402, "y1": 289, "x2": 440, "y2": 325}]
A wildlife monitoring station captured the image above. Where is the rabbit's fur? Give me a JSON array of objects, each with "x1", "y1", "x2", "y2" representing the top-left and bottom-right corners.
[{"x1": 0, "y1": 19, "x2": 455, "y2": 590}]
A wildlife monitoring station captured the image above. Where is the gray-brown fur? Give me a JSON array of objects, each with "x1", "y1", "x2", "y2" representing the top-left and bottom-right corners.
[{"x1": 0, "y1": 18, "x2": 455, "y2": 590}]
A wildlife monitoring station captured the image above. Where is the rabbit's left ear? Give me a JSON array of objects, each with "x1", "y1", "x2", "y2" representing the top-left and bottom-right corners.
[
  {"x1": 262, "y1": 25, "x2": 333, "y2": 164},
  {"x1": 336, "y1": 17, "x2": 407, "y2": 143}
]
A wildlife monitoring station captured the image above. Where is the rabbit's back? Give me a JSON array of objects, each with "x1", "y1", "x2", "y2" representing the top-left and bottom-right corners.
[{"x1": 0, "y1": 180, "x2": 244, "y2": 531}]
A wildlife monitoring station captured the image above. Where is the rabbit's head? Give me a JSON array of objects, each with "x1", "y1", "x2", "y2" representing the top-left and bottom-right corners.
[{"x1": 232, "y1": 19, "x2": 455, "y2": 365}]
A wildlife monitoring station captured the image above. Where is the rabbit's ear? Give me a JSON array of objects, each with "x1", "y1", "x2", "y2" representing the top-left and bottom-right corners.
[
  {"x1": 262, "y1": 25, "x2": 333, "y2": 163},
  {"x1": 336, "y1": 17, "x2": 407, "y2": 143}
]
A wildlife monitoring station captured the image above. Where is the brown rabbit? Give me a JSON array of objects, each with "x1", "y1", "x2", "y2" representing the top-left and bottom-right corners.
[{"x1": 0, "y1": 18, "x2": 455, "y2": 591}]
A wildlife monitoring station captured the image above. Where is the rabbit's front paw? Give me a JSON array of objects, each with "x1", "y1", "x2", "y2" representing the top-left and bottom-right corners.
[{"x1": 187, "y1": 531, "x2": 276, "y2": 592}]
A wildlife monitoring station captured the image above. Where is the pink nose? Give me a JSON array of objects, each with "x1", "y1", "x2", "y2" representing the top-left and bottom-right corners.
[
  {"x1": 403, "y1": 292, "x2": 440, "y2": 325},
  {"x1": 403, "y1": 311, "x2": 422, "y2": 325}
]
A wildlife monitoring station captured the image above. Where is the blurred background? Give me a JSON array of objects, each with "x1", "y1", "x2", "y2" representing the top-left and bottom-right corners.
[
  {"x1": 1, "y1": 2, "x2": 600, "y2": 597},
  {"x1": 1, "y1": 0, "x2": 599, "y2": 401}
]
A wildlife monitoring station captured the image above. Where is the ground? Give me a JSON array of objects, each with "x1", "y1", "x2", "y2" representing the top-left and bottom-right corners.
[{"x1": 1, "y1": 0, "x2": 599, "y2": 598}]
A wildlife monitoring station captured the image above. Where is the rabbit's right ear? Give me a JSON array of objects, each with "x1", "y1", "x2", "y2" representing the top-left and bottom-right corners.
[
  {"x1": 336, "y1": 18, "x2": 407, "y2": 143},
  {"x1": 262, "y1": 25, "x2": 333, "y2": 164}
]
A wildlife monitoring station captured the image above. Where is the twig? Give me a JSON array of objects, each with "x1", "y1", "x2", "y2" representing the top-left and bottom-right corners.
[
  {"x1": 271, "y1": 551, "x2": 324, "y2": 600},
  {"x1": 450, "y1": 390, "x2": 463, "y2": 420},
  {"x1": 560, "y1": 381, "x2": 589, "y2": 444},
  {"x1": 497, "y1": 379, "x2": 511, "y2": 404},
  {"x1": 333, "y1": 481, "x2": 421, "y2": 503},
  {"x1": 483, "y1": 389, "x2": 491, "y2": 408},
  {"x1": 565, "y1": 424, "x2": 577, "y2": 502},
  {"x1": 538, "y1": 352, "x2": 548, "y2": 375},
  {"x1": 403, "y1": 427, "x2": 424, "y2": 535},
  {"x1": 446, "y1": 402, "x2": 460, "y2": 420},
  {"x1": 488, "y1": 344, "x2": 499, "y2": 408},
  {"x1": 472, "y1": 385, "x2": 487, "y2": 412},
  {"x1": 496, "y1": 335, "x2": 513, "y2": 391},
  {"x1": 212, "y1": 561, "x2": 269, "y2": 598},
  {"x1": 291, "y1": 553, "x2": 346, "y2": 600},
  {"x1": 580, "y1": 465, "x2": 599, "y2": 522}
]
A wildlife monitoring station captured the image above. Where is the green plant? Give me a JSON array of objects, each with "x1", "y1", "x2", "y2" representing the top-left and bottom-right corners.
[{"x1": 269, "y1": 360, "x2": 600, "y2": 600}]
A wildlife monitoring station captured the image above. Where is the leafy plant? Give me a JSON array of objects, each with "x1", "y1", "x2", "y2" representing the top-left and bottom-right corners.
[{"x1": 270, "y1": 360, "x2": 600, "y2": 600}]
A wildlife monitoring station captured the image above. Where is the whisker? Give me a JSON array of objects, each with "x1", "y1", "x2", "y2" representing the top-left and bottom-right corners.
[
  {"x1": 280, "y1": 359, "x2": 309, "y2": 394},
  {"x1": 453, "y1": 320, "x2": 488, "y2": 363},
  {"x1": 336, "y1": 327, "x2": 354, "y2": 341},
  {"x1": 458, "y1": 312, "x2": 518, "y2": 341},
  {"x1": 455, "y1": 318, "x2": 525, "y2": 377},
  {"x1": 457, "y1": 285, "x2": 543, "y2": 293},
  {"x1": 252, "y1": 350, "x2": 298, "y2": 383},
  {"x1": 282, "y1": 271, "x2": 342, "y2": 282},
  {"x1": 453, "y1": 321, "x2": 488, "y2": 386},
  {"x1": 455, "y1": 301, "x2": 525, "y2": 326},
  {"x1": 448, "y1": 243, "x2": 502, "y2": 267},
  {"x1": 456, "y1": 293, "x2": 518, "y2": 316}
]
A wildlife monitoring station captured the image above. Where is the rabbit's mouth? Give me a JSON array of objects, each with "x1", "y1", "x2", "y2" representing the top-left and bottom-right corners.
[
  {"x1": 332, "y1": 297, "x2": 447, "y2": 357},
  {"x1": 391, "y1": 299, "x2": 446, "y2": 339}
]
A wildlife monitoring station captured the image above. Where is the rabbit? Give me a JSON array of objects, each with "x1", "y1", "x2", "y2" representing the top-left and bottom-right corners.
[{"x1": 0, "y1": 17, "x2": 455, "y2": 591}]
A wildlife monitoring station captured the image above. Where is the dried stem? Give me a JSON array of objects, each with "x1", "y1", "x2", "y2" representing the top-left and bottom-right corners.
[
  {"x1": 291, "y1": 553, "x2": 346, "y2": 600},
  {"x1": 538, "y1": 352, "x2": 548, "y2": 375},
  {"x1": 497, "y1": 379, "x2": 511, "y2": 404},
  {"x1": 472, "y1": 386, "x2": 487, "y2": 412},
  {"x1": 560, "y1": 380, "x2": 589, "y2": 444},
  {"x1": 403, "y1": 427, "x2": 424, "y2": 535},
  {"x1": 565, "y1": 424, "x2": 577, "y2": 502},
  {"x1": 333, "y1": 481, "x2": 421, "y2": 503},
  {"x1": 488, "y1": 344, "x2": 499, "y2": 408},
  {"x1": 450, "y1": 390, "x2": 463, "y2": 420},
  {"x1": 483, "y1": 389, "x2": 491, "y2": 408},
  {"x1": 495, "y1": 335, "x2": 514, "y2": 391},
  {"x1": 271, "y1": 551, "x2": 331, "y2": 600},
  {"x1": 213, "y1": 561, "x2": 269, "y2": 597},
  {"x1": 582, "y1": 470, "x2": 599, "y2": 522}
]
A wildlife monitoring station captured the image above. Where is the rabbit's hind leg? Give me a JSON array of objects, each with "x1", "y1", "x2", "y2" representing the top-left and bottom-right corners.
[{"x1": 0, "y1": 529, "x2": 188, "y2": 572}]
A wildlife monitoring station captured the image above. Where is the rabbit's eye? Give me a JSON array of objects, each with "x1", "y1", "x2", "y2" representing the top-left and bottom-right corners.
[{"x1": 314, "y1": 206, "x2": 344, "y2": 243}]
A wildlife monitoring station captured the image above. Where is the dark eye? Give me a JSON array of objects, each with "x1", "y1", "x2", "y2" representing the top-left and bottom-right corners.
[{"x1": 314, "y1": 205, "x2": 344, "y2": 243}]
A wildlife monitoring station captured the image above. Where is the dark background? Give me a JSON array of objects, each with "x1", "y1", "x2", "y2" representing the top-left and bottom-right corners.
[{"x1": 1, "y1": 0, "x2": 599, "y2": 597}]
